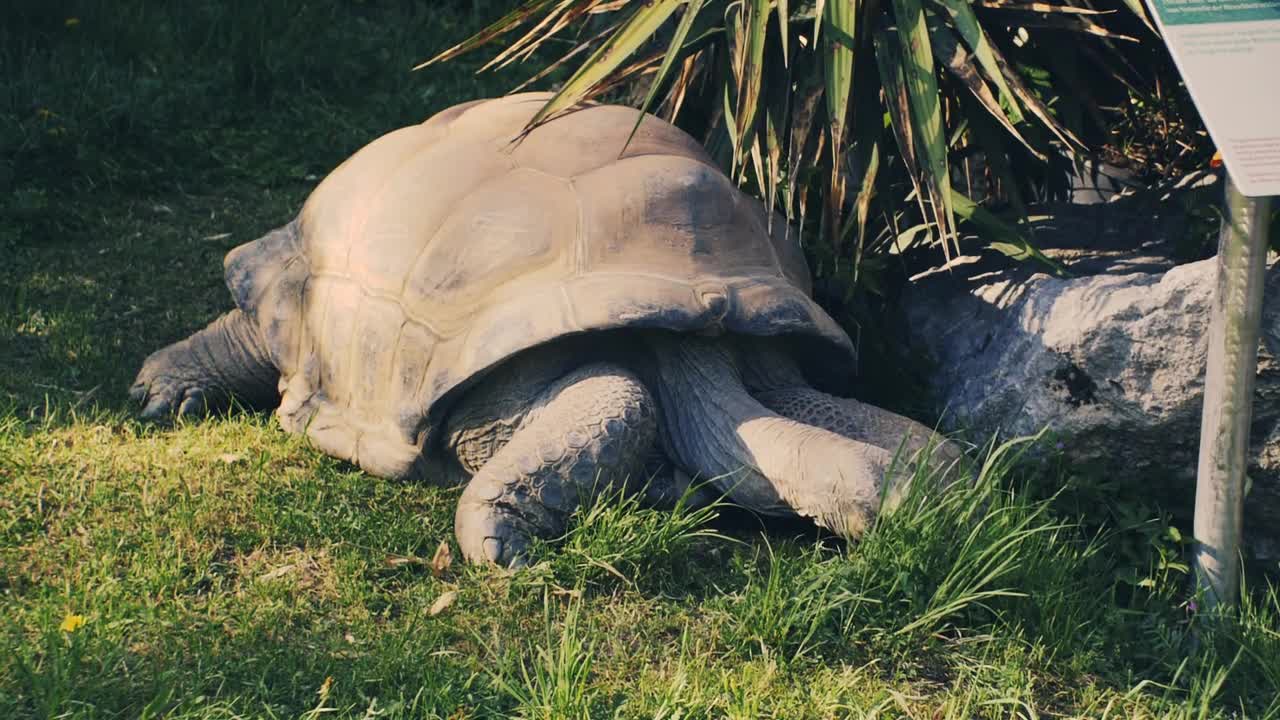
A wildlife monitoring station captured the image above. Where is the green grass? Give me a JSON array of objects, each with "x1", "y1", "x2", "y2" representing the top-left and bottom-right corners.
[{"x1": 3, "y1": 2, "x2": 1280, "y2": 718}]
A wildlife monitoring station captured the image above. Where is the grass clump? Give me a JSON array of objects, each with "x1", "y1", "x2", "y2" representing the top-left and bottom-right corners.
[
  {"x1": 485, "y1": 593, "x2": 600, "y2": 720},
  {"x1": 532, "y1": 480, "x2": 729, "y2": 592},
  {"x1": 707, "y1": 436, "x2": 1114, "y2": 671}
]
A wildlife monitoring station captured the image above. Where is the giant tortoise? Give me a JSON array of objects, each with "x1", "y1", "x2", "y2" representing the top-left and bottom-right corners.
[{"x1": 131, "y1": 93, "x2": 958, "y2": 566}]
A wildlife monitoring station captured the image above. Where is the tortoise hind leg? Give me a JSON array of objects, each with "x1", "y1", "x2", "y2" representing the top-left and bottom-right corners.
[
  {"x1": 754, "y1": 388, "x2": 965, "y2": 474},
  {"x1": 453, "y1": 363, "x2": 657, "y2": 567},
  {"x1": 131, "y1": 309, "x2": 279, "y2": 419},
  {"x1": 734, "y1": 337, "x2": 964, "y2": 478}
]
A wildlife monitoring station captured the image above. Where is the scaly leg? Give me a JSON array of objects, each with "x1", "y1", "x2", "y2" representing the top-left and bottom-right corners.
[
  {"x1": 453, "y1": 363, "x2": 657, "y2": 566},
  {"x1": 754, "y1": 388, "x2": 964, "y2": 474},
  {"x1": 648, "y1": 334, "x2": 898, "y2": 538},
  {"x1": 131, "y1": 309, "x2": 279, "y2": 419}
]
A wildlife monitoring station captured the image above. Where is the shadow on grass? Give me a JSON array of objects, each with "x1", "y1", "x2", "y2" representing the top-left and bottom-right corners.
[{"x1": 1, "y1": 0, "x2": 550, "y2": 422}]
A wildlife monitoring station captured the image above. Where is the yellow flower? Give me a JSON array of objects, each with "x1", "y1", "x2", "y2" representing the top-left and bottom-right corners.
[
  {"x1": 60, "y1": 613, "x2": 86, "y2": 633},
  {"x1": 317, "y1": 675, "x2": 334, "y2": 699},
  {"x1": 65, "y1": 18, "x2": 80, "y2": 27}
]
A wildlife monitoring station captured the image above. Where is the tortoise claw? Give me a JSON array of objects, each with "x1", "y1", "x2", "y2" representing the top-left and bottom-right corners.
[
  {"x1": 455, "y1": 500, "x2": 531, "y2": 569},
  {"x1": 133, "y1": 348, "x2": 215, "y2": 421},
  {"x1": 139, "y1": 392, "x2": 175, "y2": 421}
]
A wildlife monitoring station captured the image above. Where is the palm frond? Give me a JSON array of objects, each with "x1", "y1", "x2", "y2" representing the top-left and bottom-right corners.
[{"x1": 423, "y1": 0, "x2": 1142, "y2": 281}]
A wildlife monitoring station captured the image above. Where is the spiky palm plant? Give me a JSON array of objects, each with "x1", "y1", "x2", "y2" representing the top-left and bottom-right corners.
[{"x1": 420, "y1": 0, "x2": 1148, "y2": 290}]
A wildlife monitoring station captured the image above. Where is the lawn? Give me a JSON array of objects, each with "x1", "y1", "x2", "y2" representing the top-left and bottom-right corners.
[{"x1": 2, "y1": 2, "x2": 1279, "y2": 718}]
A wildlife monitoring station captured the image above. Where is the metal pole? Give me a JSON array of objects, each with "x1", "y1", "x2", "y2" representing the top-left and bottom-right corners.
[{"x1": 1193, "y1": 173, "x2": 1272, "y2": 611}]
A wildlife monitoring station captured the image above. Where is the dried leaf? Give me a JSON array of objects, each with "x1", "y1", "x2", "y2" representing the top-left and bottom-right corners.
[
  {"x1": 258, "y1": 564, "x2": 296, "y2": 582},
  {"x1": 930, "y1": 0, "x2": 1024, "y2": 125},
  {"x1": 1004, "y1": 14, "x2": 1139, "y2": 42},
  {"x1": 430, "y1": 540, "x2": 453, "y2": 578},
  {"x1": 415, "y1": 0, "x2": 563, "y2": 69},
  {"x1": 874, "y1": 28, "x2": 928, "y2": 227},
  {"x1": 973, "y1": 0, "x2": 1110, "y2": 14},
  {"x1": 429, "y1": 590, "x2": 459, "y2": 616},
  {"x1": 981, "y1": 35, "x2": 1085, "y2": 150},
  {"x1": 731, "y1": 0, "x2": 770, "y2": 171}
]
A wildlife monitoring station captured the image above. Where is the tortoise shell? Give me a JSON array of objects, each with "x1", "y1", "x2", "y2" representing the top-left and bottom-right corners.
[{"x1": 221, "y1": 93, "x2": 856, "y2": 477}]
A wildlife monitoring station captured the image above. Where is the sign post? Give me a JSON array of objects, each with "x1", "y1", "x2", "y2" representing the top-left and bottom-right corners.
[
  {"x1": 1191, "y1": 178, "x2": 1271, "y2": 610},
  {"x1": 1144, "y1": 0, "x2": 1280, "y2": 609}
]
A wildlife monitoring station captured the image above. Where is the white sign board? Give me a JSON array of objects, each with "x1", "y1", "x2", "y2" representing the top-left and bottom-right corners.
[{"x1": 1146, "y1": 0, "x2": 1280, "y2": 196}]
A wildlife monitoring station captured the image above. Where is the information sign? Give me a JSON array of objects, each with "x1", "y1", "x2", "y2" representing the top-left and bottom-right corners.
[{"x1": 1146, "y1": 0, "x2": 1280, "y2": 196}]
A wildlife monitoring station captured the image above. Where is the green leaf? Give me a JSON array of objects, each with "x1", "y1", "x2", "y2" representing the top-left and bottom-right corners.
[
  {"x1": 951, "y1": 189, "x2": 1065, "y2": 275},
  {"x1": 888, "y1": 0, "x2": 955, "y2": 252},
  {"x1": 732, "y1": 0, "x2": 771, "y2": 171},
  {"x1": 527, "y1": 0, "x2": 685, "y2": 129},
  {"x1": 925, "y1": 19, "x2": 1042, "y2": 160},
  {"x1": 822, "y1": 0, "x2": 856, "y2": 148},
  {"x1": 625, "y1": 0, "x2": 707, "y2": 152},
  {"x1": 929, "y1": 0, "x2": 1023, "y2": 125}
]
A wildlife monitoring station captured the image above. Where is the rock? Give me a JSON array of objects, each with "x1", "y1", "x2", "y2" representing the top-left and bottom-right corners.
[{"x1": 901, "y1": 197, "x2": 1280, "y2": 560}]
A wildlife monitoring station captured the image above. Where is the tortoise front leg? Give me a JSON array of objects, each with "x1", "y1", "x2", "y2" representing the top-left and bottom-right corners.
[
  {"x1": 453, "y1": 363, "x2": 657, "y2": 567},
  {"x1": 131, "y1": 309, "x2": 279, "y2": 419}
]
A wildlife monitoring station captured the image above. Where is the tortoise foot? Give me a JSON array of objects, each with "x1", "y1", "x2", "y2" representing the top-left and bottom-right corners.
[
  {"x1": 454, "y1": 498, "x2": 533, "y2": 568},
  {"x1": 132, "y1": 310, "x2": 279, "y2": 421},
  {"x1": 131, "y1": 341, "x2": 223, "y2": 420}
]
